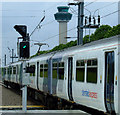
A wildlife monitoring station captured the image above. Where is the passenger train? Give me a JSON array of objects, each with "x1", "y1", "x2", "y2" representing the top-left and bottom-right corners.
[{"x1": 1, "y1": 35, "x2": 120, "y2": 114}]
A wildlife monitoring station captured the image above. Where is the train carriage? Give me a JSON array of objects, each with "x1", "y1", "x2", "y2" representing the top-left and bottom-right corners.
[{"x1": 1, "y1": 35, "x2": 120, "y2": 114}]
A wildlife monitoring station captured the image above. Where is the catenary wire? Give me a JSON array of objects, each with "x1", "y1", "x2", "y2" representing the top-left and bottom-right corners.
[
  {"x1": 30, "y1": 1, "x2": 119, "y2": 42},
  {"x1": 84, "y1": 0, "x2": 98, "y2": 7},
  {"x1": 72, "y1": 1, "x2": 117, "y2": 15},
  {"x1": 40, "y1": 9, "x2": 120, "y2": 43},
  {"x1": 91, "y1": 2, "x2": 117, "y2": 12},
  {"x1": 40, "y1": 27, "x2": 77, "y2": 42},
  {"x1": 30, "y1": 0, "x2": 67, "y2": 37},
  {"x1": 101, "y1": 10, "x2": 120, "y2": 19}
]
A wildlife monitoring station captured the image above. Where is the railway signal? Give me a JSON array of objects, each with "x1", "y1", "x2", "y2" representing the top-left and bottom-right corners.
[
  {"x1": 14, "y1": 25, "x2": 30, "y2": 59},
  {"x1": 20, "y1": 41, "x2": 30, "y2": 59},
  {"x1": 14, "y1": 25, "x2": 27, "y2": 40}
]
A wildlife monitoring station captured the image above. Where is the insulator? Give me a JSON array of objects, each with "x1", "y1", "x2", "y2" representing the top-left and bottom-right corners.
[
  {"x1": 89, "y1": 16, "x2": 91, "y2": 25},
  {"x1": 93, "y1": 17, "x2": 96, "y2": 25},
  {"x1": 98, "y1": 15, "x2": 100, "y2": 25},
  {"x1": 85, "y1": 16, "x2": 87, "y2": 25}
]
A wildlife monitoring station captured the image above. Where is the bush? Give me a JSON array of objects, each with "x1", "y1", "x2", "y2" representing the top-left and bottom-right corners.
[
  {"x1": 90, "y1": 25, "x2": 112, "y2": 41},
  {"x1": 31, "y1": 24, "x2": 120, "y2": 58},
  {"x1": 83, "y1": 35, "x2": 90, "y2": 44},
  {"x1": 104, "y1": 24, "x2": 120, "y2": 38}
]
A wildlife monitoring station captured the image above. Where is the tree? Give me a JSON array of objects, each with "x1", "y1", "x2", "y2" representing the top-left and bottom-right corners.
[
  {"x1": 104, "y1": 24, "x2": 120, "y2": 38},
  {"x1": 31, "y1": 24, "x2": 120, "y2": 58},
  {"x1": 83, "y1": 35, "x2": 90, "y2": 44},
  {"x1": 90, "y1": 25, "x2": 112, "y2": 41}
]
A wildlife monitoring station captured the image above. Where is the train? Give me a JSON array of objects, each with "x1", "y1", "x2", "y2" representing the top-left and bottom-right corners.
[{"x1": 0, "y1": 35, "x2": 120, "y2": 114}]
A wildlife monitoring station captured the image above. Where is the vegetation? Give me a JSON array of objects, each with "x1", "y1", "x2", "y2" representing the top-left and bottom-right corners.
[
  {"x1": 104, "y1": 24, "x2": 120, "y2": 38},
  {"x1": 31, "y1": 24, "x2": 120, "y2": 58}
]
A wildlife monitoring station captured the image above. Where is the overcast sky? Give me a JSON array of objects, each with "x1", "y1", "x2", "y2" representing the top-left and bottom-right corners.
[{"x1": 1, "y1": 1, "x2": 119, "y2": 65}]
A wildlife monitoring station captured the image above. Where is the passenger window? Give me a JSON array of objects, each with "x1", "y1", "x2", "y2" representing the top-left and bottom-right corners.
[
  {"x1": 13, "y1": 67, "x2": 16, "y2": 74},
  {"x1": 5, "y1": 68, "x2": 6, "y2": 75},
  {"x1": 2, "y1": 68, "x2": 4, "y2": 76},
  {"x1": 10, "y1": 67, "x2": 12, "y2": 75},
  {"x1": 17, "y1": 65, "x2": 19, "y2": 75},
  {"x1": 44, "y1": 64, "x2": 48, "y2": 78},
  {"x1": 7, "y1": 68, "x2": 9, "y2": 75},
  {"x1": 58, "y1": 62, "x2": 64, "y2": 80},
  {"x1": 40, "y1": 64, "x2": 43, "y2": 77},
  {"x1": 4, "y1": 68, "x2": 6, "y2": 75},
  {"x1": 30, "y1": 65, "x2": 35, "y2": 76},
  {"x1": 0, "y1": 68, "x2": 1, "y2": 75},
  {"x1": 30, "y1": 73, "x2": 32, "y2": 76},
  {"x1": 87, "y1": 59, "x2": 97, "y2": 83},
  {"x1": 53, "y1": 63, "x2": 57, "y2": 79},
  {"x1": 76, "y1": 60, "x2": 85, "y2": 82}
]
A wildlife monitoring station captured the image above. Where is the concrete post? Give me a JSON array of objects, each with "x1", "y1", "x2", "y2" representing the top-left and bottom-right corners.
[
  {"x1": 22, "y1": 61, "x2": 27, "y2": 113},
  {"x1": 22, "y1": 85, "x2": 27, "y2": 112}
]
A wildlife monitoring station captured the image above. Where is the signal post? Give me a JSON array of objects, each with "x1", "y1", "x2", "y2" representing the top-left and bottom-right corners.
[{"x1": 14, "y1": 25, "x2": 30, "y2": 113}]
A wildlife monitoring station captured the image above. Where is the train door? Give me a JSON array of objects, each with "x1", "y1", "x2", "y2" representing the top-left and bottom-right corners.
[
  {"x1": 37, "y1": 62, "x2": 39, "y2": 90},
  {"x1": 48, "y1": 59, "x2": 52, "y2": 94},
  {"x1": 105, "y1": 51, "x2": 115, "y2": 114},
  {"x1": 68, "y1": 57, "x2": 74, "y2": 101}
]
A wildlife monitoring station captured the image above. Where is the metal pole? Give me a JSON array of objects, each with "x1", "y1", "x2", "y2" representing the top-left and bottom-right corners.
[
  {"x1": 22, "y1": 85, "x2": 27, "y2": 112},
  {"x1": 12, "y1": 49, "x2": 14, "y2": 63},
  {"x1": 77, "y1": 2, "x2": 84, "y2": 45},
  {"x1": 77, "y1": 2, "x2": 80, "y2": 45},
  {"x1": 4, "y1": 54, "x2": 6, "y2": 66},
  {"x1": 119, "y1": 1, "x2": 120, "y2": 24},
  {"x1": 22, "y1": 61, "x2": 27, "y2": 113},
  {"x1": 80, "y1": 2, "x2": 84, "y2": 45}
]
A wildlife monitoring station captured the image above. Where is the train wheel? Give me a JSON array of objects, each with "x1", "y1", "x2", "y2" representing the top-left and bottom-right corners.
[{"x1": 46, "y1": 97, "x2": 53, "y2": 109}]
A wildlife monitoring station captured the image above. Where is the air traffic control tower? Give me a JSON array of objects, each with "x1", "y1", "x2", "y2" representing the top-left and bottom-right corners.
[{"x1": 54, "y1": 6, "x2": 72, "y2": 44}]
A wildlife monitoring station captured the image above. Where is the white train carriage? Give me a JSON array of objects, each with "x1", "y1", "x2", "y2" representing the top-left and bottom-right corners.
[
  {"x1": 61, "y1": 35, "x2": 119, "y2": 114},
  {"x1": 1, "y1": 66, "x2": 7, "y2": 81},
  {"x1": 46, "y1": 35, "x2": 119, "y2": 114},
  {"x1": 2, "y1": 61, "x2": 22, "y2": 85},
  {"x1": 1, "y1": 35, "x2": 120, "y2": 114},
  {"x1": 11, "y1": 63, "x2": 18, "y2": 83}
]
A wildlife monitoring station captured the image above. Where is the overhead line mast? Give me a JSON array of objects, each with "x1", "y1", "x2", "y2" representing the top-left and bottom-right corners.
[
  {"x1": 68, "y1": 2, "x2": 84, "y2": 45},
  {"x1": 68, "y1": 0, "x2": 100, "y2": 45}
]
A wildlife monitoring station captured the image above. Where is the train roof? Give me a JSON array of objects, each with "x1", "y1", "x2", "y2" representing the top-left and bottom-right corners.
[
  {"x1": 2, "y1": 35, "x2": 120, "y2": 67},
  {"x1": 30, "y1": 35, "x2": 120, "y2": 60}
]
